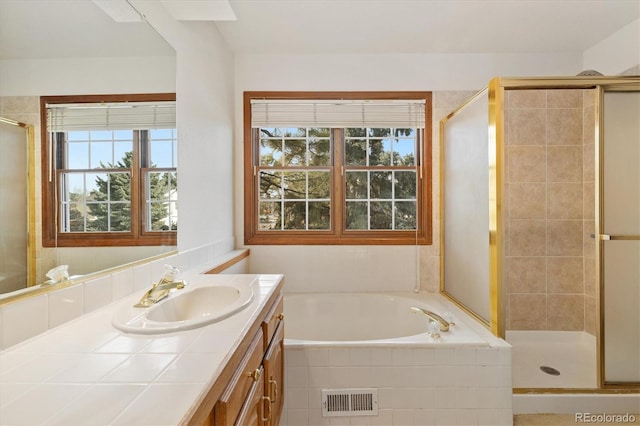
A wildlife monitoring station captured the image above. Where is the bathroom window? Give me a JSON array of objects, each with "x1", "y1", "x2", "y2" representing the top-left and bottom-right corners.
[
  {"x1": 244, "y1": 92, "x2": 432, "y2": 245},
  {"x1": 41, "y1": 94, "x2": 177, "y2": 247}
]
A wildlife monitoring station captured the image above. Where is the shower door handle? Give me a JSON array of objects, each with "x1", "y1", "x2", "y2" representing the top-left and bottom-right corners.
[{"x1": 596, "y1": 234, "x2": 640, "y2": 241}]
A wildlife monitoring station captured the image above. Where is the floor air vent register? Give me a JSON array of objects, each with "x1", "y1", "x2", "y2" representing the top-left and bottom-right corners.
[{"x1": 321, "y1": 388, "x2": 379, "y2": 417}]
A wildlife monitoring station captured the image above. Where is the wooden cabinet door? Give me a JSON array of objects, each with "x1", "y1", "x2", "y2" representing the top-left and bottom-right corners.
[{"x1": 263, "y1": 322, "x2": 284, "y2": 426}]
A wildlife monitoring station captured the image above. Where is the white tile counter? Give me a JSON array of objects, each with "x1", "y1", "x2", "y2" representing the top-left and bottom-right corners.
[{"x1": 0, "y1": 273, "x2": 283, "y2": 426}]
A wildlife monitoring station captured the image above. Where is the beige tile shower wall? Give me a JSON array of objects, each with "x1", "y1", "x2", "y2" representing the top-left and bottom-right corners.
[{"x1": 505, "y1": 89, "x2": 597, "y2": 333}]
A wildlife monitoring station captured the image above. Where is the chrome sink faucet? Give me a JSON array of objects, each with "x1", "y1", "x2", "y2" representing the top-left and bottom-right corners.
[
  {"x1": 134, "y1": 265, "x2": 186, "y2": 308},
  {"x1": 410, "y1": 306, "x2": 453, "y2": 332}
]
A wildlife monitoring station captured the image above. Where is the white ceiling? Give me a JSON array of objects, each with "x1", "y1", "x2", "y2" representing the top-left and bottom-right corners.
[
  {"x1": 216, "y1": 0, "x2": 640, "y2": 54},
  {"x1": 0, "y1": 0, "x2": 174, "y2": 59},
  {"x1": 0, "y1": 0, "x2": 638, "y2": 60}
]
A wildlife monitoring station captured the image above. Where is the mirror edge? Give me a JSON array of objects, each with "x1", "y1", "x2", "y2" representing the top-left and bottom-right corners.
[{"x1": 0, "y1": 249, "x2": 178, "y2": 306}]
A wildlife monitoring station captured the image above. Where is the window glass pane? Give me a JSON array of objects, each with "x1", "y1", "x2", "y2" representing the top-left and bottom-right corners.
[
  {"x1": 259, "y1": 135, "x2": 283, "y2": 166},
  {"x1": 114, "y1": 129, "x2": 134, "y2": 140},
  {"x1": 284, "y1": 139, "x2": 306, "y2": 166},
  {"x1": 309, "y1": 128, "x2": 330, "y2": 137},
  {"x1": 65, "y1": 203, "x2": 85, "y2": 232},
  {"x1": 90, "y1": 141, "x2": 112, "y2": 168},
  {"x1": 283, "y1": 171, "x2": 306, "y2": 199},
  {"x1": 86, "y1": 172, "x2": 107, "y2": 198},
  {"x1": 345, "y1": 171, "x2": 367, "y2": 199},
  {"x1": 90, "y1": 130, "x2": 112, "y2": 141},
  {"x1": 86, "y1": 203, "x2": 109, "y2": 231},
  {"x1": 114, "y1": 143, "x2": 132, "y2": 165},
  {"x1": 149, "y1": 129, "x2": 176, "y2": 168},
  {"x1": 149, "y1": 129, "x2": 173, "y2": 139},
  {"x1": 260, "y1": 128, "x2": 283, "y2": 137},
  {"x1": 109, "y1": 203, "x2": 131, "y2": 231},
  {"x1": 107, "y1": 172, "x2": 131, "y2": 201},
  {"x1": 346, "y1": 128, "x2": 366, "y2": 137},
  {"x1": 147, "y1": 171, "x2": 178, "y2": 231},
  {"x1": 369, "y1": 138, "x2": 392, "y2": 166},
  {"x1": 308, "y1": 201, "x2": 331, "y2": 230},
  {"x1": 67, "y1": 131, "x2": 89, "y2": 142},
  {"x1": 395, "y1": 201, "x2": 417, "y2": 229},
  {"x1": 283, "y1": 201, "x2": 306, "y2": 229},
  {"x1": 395, "y1": 128, "x2": 415, "y2": 137},
  {"x1": 370, "y1": 201, "x2": 392, "y2": 229},
  {"x1": 309, "y1": 137, "x2": 331, "y2": 166},
  {"x1": 259, "y1": 171, "x2": 282, "y2": 199},
  {"x1": 62, "y1": 173, "x2": 85, "y2": 202},
  {"x1": 150, "y1": 140, "x2": 174, "y2": 168},
  {"x1": 393, "y1": 137, "x2": 416, "y2": 166},
  {"x1": 283, "y1": 127, "x2": 306, "y2": 137},
  {"x1": 394, "y1": 171, "x2": 417, "y2": 199},
  {"x1": 345, "y1": 138, "x2": 366, "y2": 166},
  {"x1": 259, "y1": 201, "x2": 281, "y2": 230},
  {"x1": 345, "y1": 201, "x2": 367, "y2": 230},
  {"x1": 67, "y1": 141, "x2": 89, "y2": 169},
  {"x1": 308, "y1": 171, "x2": 330, "y2": 199},
  {"x1": 370, "y1": 171, "x2": 392, "y2": 199},
  {"x1": 369, "y1": 128, "x2": 391, "y2": 138}
]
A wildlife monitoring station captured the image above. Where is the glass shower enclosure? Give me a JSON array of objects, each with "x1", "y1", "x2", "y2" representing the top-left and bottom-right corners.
[{"x1": 440, "y1": 76, "x2": 640, "y2": 391}]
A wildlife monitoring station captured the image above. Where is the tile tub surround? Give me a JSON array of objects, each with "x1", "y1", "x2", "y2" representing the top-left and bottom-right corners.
[
  {"x1": 0, "y1": 270, "x2": 281, "y2": 425},
  {"x1": 282, "y1": 345, "x2": 513, "y2": 426},
  {"x1": 280, "y1": 294, "x2": 513, "y2": 426}
]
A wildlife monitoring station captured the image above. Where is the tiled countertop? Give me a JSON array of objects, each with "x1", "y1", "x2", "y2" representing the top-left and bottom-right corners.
[{"x1": 0, "y1": 272, "x2": 283, "y2": 425}]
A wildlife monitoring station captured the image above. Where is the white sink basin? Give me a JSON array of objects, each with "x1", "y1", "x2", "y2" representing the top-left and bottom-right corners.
[{"x1": 113, "y1": 282, "x2": 254, "y2": 334}]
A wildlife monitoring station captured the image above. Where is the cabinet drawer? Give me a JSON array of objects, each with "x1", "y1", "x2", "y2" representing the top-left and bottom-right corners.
[
  {"x1": 214, "y1": 329, "x2": 264, "y2": 426},
  {"x1": 234, "y1": 367, "x2": 265, "y2": 426},
  {"x1": 261, "y1": 295, "x2": 283, "y2": 351}
]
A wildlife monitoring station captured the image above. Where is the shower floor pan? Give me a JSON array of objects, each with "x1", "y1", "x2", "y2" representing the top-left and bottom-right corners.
[{"x1": 507, "y1": 330, "x2": 597, "y2": 389}]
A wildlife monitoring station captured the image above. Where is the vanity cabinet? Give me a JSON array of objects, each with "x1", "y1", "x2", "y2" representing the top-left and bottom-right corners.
[{"x1": 195, "y1": 286, "x2": 284, "y2": 426}]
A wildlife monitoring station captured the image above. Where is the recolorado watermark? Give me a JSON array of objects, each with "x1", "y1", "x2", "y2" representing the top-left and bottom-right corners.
[{"x1": 575, "y1": 413, "x2": 637, "y2": 423}]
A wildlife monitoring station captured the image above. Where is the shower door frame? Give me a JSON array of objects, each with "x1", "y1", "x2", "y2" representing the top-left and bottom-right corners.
[
  {"x1": 0, "y1": 117, "x2": 37, "y2": 287},
  {"x1": 489, "y1": 76, "x2": 640, "y2": 393}
]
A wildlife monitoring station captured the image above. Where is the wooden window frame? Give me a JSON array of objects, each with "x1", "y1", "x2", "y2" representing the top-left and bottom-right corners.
[
  {"x1": 243, "y1": 91, "x2": 432, "y2": 245},
  {"x1": 41, "y1": 93, "x2": 177, "y2": 248}
]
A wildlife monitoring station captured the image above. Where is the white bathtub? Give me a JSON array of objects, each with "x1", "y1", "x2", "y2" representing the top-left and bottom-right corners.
[
  {"x1": 280, "y1": 292, "x2": 514, "y2": 426},
  {"x1": 284, "y1": 292, "x2": 490, "y2": 347}
]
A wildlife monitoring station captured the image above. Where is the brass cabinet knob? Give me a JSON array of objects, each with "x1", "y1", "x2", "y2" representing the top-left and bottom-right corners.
[{"x1": 246, "y1": 368, "x2": 261, "y2": 382}]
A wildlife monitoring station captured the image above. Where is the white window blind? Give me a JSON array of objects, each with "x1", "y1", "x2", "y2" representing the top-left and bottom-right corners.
[
  {"x1": 46, "y1": 101, "x2": 176, "y2": 132},
  {"x1": 250, "y1": 99, "x2": 426, "y2": 129}
]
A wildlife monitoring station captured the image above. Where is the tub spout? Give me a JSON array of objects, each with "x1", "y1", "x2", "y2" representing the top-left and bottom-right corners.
[{"x1": 410, "y1": 307, "x2": 450, "y2": 332}]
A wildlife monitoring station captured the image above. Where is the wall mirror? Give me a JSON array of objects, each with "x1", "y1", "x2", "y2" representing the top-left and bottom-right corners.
[{"x1": 0, "y1": 0, "x2": 177, "y2": 301}]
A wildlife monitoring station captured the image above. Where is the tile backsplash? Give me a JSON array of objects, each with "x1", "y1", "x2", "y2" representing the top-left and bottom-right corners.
[{"x1": 0, "y1": 238, "x2": 235, "y2": 350}]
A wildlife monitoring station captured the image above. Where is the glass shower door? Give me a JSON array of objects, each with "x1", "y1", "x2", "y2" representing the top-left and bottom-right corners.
[
  {"x1": 0, "y1": 120, "x2": 28, "y2": 293},
  {"x1": 601, "y1": 90, "x2": 640, "y2": 384}
]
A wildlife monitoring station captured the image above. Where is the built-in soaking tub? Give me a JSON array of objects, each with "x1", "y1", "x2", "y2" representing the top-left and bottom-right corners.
[
  {"x1": 285, "y1": 292, "x2": 488, "y2": 346},
  {"x1": 281, "y1": 292, "x2": 514, "y2": 426}
]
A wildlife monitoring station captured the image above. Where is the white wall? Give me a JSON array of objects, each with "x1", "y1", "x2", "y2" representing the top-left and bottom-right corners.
[
  {"x1": 583, "y1": 19, "x2": 640, "y2": 75},
  {"x1": 234, "y1": 52, "x2": 583, "y2": 294},
  {"x1": 0, "y1": 56, "x2": 175, "y2": 96}
]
